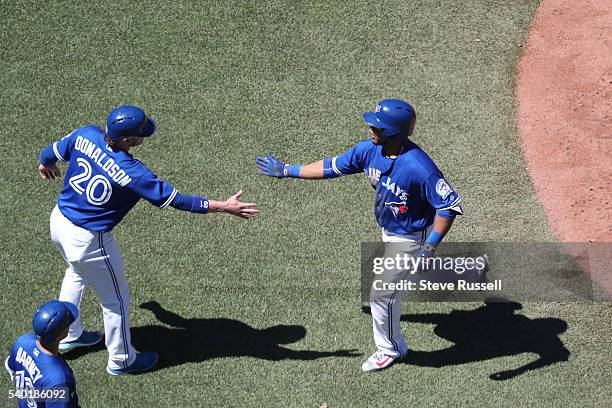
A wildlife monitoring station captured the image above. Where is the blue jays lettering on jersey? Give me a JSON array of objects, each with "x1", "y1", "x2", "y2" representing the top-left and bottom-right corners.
[
  {"x1": 50, "y1": 126, "x2": 177, "y2": 232},
  {"x1": 330, "y1": 140, "x2": 462, "y2": 236},
  {"x1": 5, "y1": 333, "x2": 79, "y2": 408}
]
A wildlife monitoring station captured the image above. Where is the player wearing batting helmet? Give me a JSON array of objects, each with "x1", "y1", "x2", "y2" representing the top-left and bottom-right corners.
[
  {"x1": 257, "y1": 99, "x2": 484, "y2": 372},
  {"x1": 5, "y1": 300, "x2": 81, "y2": 407},
  {"x1": 37, "y1": 105, "x2": 258, "y2": 375}
]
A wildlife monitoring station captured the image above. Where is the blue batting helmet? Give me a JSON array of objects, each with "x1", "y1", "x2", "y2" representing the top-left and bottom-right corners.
[
  {"x1": 32, "y1": 300, "x2": 79, "y2": 346},
  {"x1": 106, "y1": 105, "x2": 156, "y2": 141},
  {"x1": 362, "y1": 99, "x2": 416, "y2": 139}
]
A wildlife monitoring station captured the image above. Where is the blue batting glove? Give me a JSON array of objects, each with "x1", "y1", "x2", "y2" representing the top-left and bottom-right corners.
[
  {"x1": 414, "y1": 244, "x2": 436, "y2": 259},
  {"x1": 256, "y1": 153, "x2": 288, "y2": 178},
  {"x1": 413, "y1": 244, "x2": 436, "y2": 273}
]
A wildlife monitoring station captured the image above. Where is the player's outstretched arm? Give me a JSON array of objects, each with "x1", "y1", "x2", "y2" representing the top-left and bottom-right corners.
[
  {"x1": 256, "y1": 153, "x2": 324, "y2": 179},
  {"x1": 257, "y1": 142, "x2": 368, "y2": 180},
  {"x1": 208, "y1": 190, "x2": 259, "y2": 218},
  {"x1": 169, "y1": 190, "x2": 258, "y2": 219},
  {"x1": 256, "y1": 153, "x2": 341, "y2": 180},
  {"x1": 296, "y1": 160, "x2": 325, "y2": 179}
]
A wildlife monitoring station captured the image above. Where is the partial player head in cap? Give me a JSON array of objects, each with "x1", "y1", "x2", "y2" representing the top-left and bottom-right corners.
[
  {"x1": 362, "y1": 99, "x2": 416, "y2": 145},
  {"x1": 105, "y1": 105, "x2": 156, "y2": 152},
  {"x1": 32, "y1": 300, "x2": 79, "y2": 348}
]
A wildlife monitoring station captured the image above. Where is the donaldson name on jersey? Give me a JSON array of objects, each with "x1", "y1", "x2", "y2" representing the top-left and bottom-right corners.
[
  {"x1": 330, "y1": 140, "x2": 462, "y2": 236},
  {"x1": 5, "y1": 333, "x2": 79, "y2": 408},
  {"x1": 50, "y1": 126, "x2": 177, "y2": 232}
]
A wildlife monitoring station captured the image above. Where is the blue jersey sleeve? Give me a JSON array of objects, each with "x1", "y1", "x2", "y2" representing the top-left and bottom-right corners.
[
  {"x1": 423, "y1": 174, "x2": 463, "y2": 213},
  {"x1": 170, "y1": 193, "x2": 209, "y2": 213},
  {"x1": 328, "y1": 140, "x2": 370, "y2": 176},
  {"x1": 52, "y1": 130, "x2": 78, "y2": 162},
  {"x1": 39, "y1": 129, "x2": 78, "y2": 166},
  {"x1": 130, "y1": 167, "x2": 178, "y2": 209}
]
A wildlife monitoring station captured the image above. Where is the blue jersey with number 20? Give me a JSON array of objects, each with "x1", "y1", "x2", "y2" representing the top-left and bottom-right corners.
[
  {"x1": 49, "y1": 126, "x2": 177, "y2": 232},
  {"x1": 329, "y1": 139, "x2": 462, "y2": 236}
]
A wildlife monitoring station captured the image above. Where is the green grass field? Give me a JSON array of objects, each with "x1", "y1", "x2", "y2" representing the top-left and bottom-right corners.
[{"x1": 1, "y1": 1, "x2": 610, "y2": 407}]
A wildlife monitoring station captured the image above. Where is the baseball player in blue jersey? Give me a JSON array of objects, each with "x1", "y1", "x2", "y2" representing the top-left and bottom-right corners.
[
  {"x1": 257, "y1": 99, "x2": 474, "y2": 372},
  {"x1": 5, "y1": 300, "x2": 80, "y2": 407},
  {"x1": 38, "y1": 105, "x2": 258, "y2": 375}
]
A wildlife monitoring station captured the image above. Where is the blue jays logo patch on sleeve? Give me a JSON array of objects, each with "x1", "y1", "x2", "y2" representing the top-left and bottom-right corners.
[{"x1": 435, "y1": 179, "x2": 453, "y2": 199}]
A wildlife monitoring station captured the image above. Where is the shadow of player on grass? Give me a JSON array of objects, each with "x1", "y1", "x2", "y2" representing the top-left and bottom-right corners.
[
  {"x1": 129, "y1": 301, "x2": 359, "y2": 371},
  {"x1": 362, "y1": 300, "x2": 569, "y2": 380}
]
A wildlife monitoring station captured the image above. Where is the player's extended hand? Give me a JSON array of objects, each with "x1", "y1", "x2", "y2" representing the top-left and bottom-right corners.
[
  {"x1": 256, "y1": 153, "x2": 287, "y2": 178},
  {"x1": 38, "y1": 163, "x2": 61, "y2": 180},
  {"x1": 222, "y1": 190, "x2": 259, "y2": 219}
]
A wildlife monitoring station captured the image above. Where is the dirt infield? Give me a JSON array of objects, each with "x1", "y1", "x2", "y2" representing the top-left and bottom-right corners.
[{"x1": 515, "y1": 0, "x2": 611, "y2": 243}]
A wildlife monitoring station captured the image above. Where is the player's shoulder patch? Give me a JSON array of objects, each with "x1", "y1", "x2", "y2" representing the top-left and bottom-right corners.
[{"x1": 435, "y1": 178, "x2": 454, "y2": 199}]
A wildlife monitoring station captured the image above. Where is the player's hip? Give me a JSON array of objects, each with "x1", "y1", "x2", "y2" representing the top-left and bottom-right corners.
[{"x1": 50, "y1": 205, "x2": 115, "y2": 263}]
